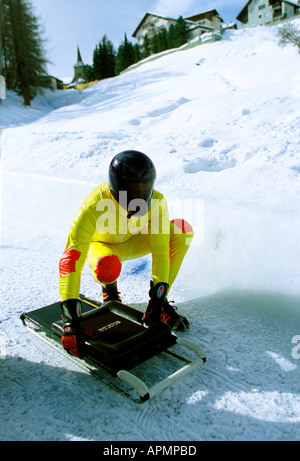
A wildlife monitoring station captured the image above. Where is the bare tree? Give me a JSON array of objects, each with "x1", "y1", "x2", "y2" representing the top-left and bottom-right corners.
[{"x1": 278, "y1": 22, "x2": 300, "y2": 53}]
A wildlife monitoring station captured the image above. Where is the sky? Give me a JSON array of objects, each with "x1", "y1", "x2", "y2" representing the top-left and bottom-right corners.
[{"x1": 30, "y1": 0, "x2": 247, "y2": 81}]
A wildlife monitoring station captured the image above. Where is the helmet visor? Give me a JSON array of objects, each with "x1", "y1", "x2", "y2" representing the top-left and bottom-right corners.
[
  {"x1": 126, "y1": 180, "x2": 154, "y2": 201},
  {"x1": 118, "y1": 180, "x2": 154, "y2": 216}
]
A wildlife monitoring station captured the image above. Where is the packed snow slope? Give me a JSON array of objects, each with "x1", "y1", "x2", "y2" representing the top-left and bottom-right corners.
[{"x1": 1, "y1": 22, "x2": 300, "y2": 441}]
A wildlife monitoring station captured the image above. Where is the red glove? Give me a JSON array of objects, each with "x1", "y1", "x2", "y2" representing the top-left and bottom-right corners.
[
  {"x1": 61, "y1": 332, "x2": 82, "y2": 358},
  {"x1": 60, "y1": 299, "x2": 85, "y2": 358}
]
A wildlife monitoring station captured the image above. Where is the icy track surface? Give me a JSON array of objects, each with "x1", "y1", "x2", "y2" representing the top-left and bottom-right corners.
[{"x1": 1, "y1": 22, "x2": 300, "y2": 441}]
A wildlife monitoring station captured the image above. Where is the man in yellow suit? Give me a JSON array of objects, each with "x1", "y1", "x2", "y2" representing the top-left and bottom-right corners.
[{"x1": 59, "y1": 151, "x2": 193, "y2": 357}]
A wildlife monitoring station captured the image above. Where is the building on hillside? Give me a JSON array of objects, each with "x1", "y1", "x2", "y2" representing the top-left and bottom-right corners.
[
  {"x1": 73, "y1": 46, "x2": 86, "y2": 83},
  {"x1": 40, "y1": 75, "x2": 64, "y2": 90},
  {"x1": 237, "y1": 0, "x2": 300, "y2": 27},
  {"x1": 132, "y1": 10, "x2": 225, "y2": 46},
  {"x1": 185, "y1": 10, "x2": 223, "y2": 30},
  {"x1": 185, "y1": 10, "x2": 224, "y2": 40},
  {"x1": 132, "y1": 13, "x2": 177, "y2": 45}
]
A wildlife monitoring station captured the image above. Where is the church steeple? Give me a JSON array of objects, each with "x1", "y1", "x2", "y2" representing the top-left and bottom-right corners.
[
  {"x1": 76, "y1": 46, "x2": 83, "y2": 66},
  {"x1": 73, "y1": 46, "x2": 85, "y2": 82}
]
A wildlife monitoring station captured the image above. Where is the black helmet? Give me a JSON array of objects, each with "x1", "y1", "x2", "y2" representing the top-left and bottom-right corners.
[{"x1": 109, "y1": 150, "x2": 156, "y2": 215}]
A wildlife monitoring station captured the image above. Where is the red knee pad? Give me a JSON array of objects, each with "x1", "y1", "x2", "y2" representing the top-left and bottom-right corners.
[
  {"x1": 171, "y1": 219, "x2": 193, "y2": 234},
  {"x1": 95, "y1": 255, "x2": 122, "y2": 284}
]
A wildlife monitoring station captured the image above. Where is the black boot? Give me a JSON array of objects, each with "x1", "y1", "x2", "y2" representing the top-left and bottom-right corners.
[
  {"x1": 142, "y1": 281, "x2": 169, "y2": 324},
  {"x1": 142, "y1": 281, "x2": 189, "y2": 331},
  {"x1": 161, "y1": 300, "x2": 189, "y2": 331},
  {"x1": 102, "y1": 281, "x2": 122, "y2": 303}
]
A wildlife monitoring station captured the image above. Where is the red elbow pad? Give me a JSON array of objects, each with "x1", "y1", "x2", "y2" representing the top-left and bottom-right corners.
[{"x1": 59, "y1": 249, "x2": 81, "y2": 277}]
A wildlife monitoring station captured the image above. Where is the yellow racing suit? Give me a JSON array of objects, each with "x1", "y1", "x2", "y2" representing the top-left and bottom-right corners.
[{"x1": 59, "y1": 182, "x2": 193, "y2": 301}]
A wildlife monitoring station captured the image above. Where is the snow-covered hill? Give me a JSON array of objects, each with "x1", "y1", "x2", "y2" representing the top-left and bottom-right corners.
[{"x1": 1, "y1": 21, "x2": 300, "y2": 441}]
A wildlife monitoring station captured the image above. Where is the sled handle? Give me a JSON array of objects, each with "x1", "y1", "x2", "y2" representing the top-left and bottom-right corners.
[
  {"x1": 176, "y1": 337, "x2": 206, "y2": 360},
  {"x1": 147, "y1": 356, "x2": 205, "y2": 400},
  {"x1": 117, "y1": 370, "x2": 150, "y2": 402},
  {"x1": 117, "y1": 338, "x2": 206, "y2": 402}
]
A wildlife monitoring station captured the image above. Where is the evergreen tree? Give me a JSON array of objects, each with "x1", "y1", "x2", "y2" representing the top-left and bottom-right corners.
[
  {"x1": 105, "y1": 37, "x2": 116, "y2": 77},
  {"x1": 141, "y1": 16, "x2": 189, "y2": 60},
  {"x1": 83, "y1": 64, "x2": 95, "y2": 82},
  {"x1": 93, "y1": 44, "x2": 100, "y2": 78},
  {"x1": 142, "y1": 33, "x2": 151, "y2": 59},
  {"x1": 168, "y1": 17, "x2": 189, "y2": 50},
  {"x1": 157, "y1": 27, "x2": 169, "y2": 52},
  {"x1": 115, "y1": 34, "x2": 135, "y2": 74},
  {"x1": 1, "y1": 0, "x2": 48, "y2": 105},
  {"x1": 1, "y1": 0, "x2": 15, "y2": 88},
  {"x1": 133, "y1": 43, "x2": 141, "y2": 63},
  {"x1": 175, "y1": 16, "x2": 189, "y2": 47},
  {"x1": 93, "y1": 35, "x2": 116, "y2": 80},
  {"x1": 151, "y1": 27, "x2": 169, "y2": 54},
  {"x1": 0, "y1": 0, "x2": 4, "y2": 76},
  {"x1": 167, "y1": 23, "x2": 177, "y2": 49},
  {"x1": 151, "y1": 33, "x2": 159, "y2": 54}
]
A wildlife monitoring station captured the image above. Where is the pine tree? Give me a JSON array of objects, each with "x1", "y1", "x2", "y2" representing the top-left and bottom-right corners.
[
  {"x1": 0, "y1": 0, "x2": 4, "y2": 76},
  {"x1": 93, "y1": 44, "x2": 100, "y2": 79},
  {"x1": 157, "y1": 27, "x2": 169, "y2": 52},
  {"x1": 1, "y1": 0, "x2": 48, "y2": 105},
  {"x1": 142, "y1": 33, "x2": 151, "y2": 59},
  {"x1": 167, "y1": 23, "x2": 177, "y2": 49},
  {"x1": 93, "y1": 35, "x2": 116, "y2": 80},
  {"x1": 142, "y1": 16, "x2": 189, "y2": 60},
  {"x1": 83, "y1": 64, "x2": 95, "y2": 82},
  {"x1": 151, "y1": 27, "x2": 169, "y2": 54},
  {"x1": 175, "y1": 16, "x2": 189, "y2": 47},
  {"x1": 151, "y1": 33, "x2": 159, "y2": 54},
  {"x1": 168, "y1": 17, "x2": 189, "y2": 50},
  {"x1": 133, "y1": 43, "x2": 141, "y2": 63},
  {"x1": 115, "y1": 34, "x2": 135, "y2": 74},
  {"x1": 105, "y1": 37, "x2": 116, "y2": 78}
]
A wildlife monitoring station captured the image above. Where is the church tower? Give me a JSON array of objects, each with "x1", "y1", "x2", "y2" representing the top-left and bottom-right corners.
[{"x1": 73, "y1": 46, "x2": 85, "y2": 82}]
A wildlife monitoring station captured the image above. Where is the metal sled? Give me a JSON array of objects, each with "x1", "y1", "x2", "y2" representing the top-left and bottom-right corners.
[{"x1": 20, "y1": 295, "x2": 206, "y2": 403}]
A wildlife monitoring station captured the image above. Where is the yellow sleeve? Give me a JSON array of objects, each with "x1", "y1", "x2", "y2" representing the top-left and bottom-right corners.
[
  {"x1": 148, "y1": 194, "x2": 170, "y2": 285},
  {"x1": 59, "y1": 205, "x2": 96, "y2": 301}
]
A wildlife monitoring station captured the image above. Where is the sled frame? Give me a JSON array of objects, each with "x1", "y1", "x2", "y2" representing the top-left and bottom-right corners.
[{"x1": 20, "y1": 296, "x2": 206, "y2": 403}]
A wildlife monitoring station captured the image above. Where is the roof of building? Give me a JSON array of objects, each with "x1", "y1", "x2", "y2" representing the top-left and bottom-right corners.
[
  {"x1": 132, "y1": 10, "x2": 224, "y2": 38},
  {"x1": 132, "y1": 12, "x2": 177, "y2": 37},
  {"x1": 185, "y1": 9, "x2": 224, "y2": 23}
]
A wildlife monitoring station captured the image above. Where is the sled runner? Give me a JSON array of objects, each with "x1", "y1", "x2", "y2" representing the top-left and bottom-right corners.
[{"x1": 20, "y1": 294, "x2": 206, "y2": 403}]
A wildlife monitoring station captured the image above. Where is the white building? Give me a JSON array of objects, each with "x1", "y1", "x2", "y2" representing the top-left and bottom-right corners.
[{"x1": 237, "y1": 0, "x2": 300, "y2": 27}]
